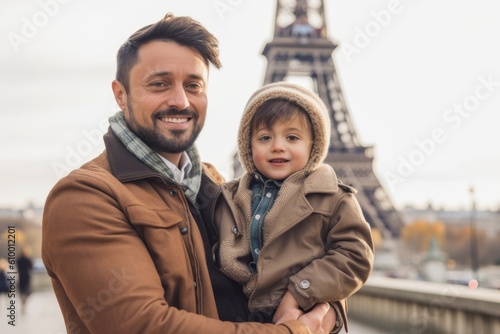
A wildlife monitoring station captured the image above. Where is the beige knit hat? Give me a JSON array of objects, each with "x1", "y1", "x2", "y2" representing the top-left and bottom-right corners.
[{"x1": 238, "y1": 81, "x2": 331, "y2": 175}]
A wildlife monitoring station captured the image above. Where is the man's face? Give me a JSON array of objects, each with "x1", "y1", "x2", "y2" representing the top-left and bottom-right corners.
[{"x1": 113, "y1": 40, "x2": 209, "y2": 162}]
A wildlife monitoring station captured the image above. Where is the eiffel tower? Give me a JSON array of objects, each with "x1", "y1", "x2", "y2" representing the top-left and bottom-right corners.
[{"x1": 233, "y1": 0, "x2": 403, "y2": 239}]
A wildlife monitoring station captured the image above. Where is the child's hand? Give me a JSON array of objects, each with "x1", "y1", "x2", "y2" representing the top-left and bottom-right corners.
[{"x1": 273, "y1": 291, "x2": 303, "y2": 324}]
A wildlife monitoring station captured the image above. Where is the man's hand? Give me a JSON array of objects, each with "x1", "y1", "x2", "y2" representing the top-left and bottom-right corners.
[
  {"x1": 273, "y1": 291, "x2": 303, "y2": 324},
  {"x1": 273, "y1": 291, "x2": 337, "y2": 333},
  {"x1": 297, "y1": 303, "x2": 331, "y2": 334},
  {"x1": 320, "y1": 304, "x2": 336, "y2": 333}
]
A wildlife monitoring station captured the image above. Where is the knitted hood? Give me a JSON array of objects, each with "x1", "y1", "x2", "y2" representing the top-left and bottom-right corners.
[{"x1": 237, "y1": 81, "x2": 331, "y2": 175}]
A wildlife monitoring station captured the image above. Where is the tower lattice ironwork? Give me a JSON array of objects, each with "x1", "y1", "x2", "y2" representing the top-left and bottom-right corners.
[{"x1": 234, "y1": 0, "x2": 403, "y2": 238}]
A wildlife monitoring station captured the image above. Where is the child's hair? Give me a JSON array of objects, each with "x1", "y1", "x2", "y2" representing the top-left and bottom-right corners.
[{"x1": 251, "y1": 99, "x2": 313, "y2": 138}]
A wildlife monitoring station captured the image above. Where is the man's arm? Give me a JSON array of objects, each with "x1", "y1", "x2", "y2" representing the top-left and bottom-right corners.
[{"x1": 42, "y1": 172, "x2": 317, "y2": 334}]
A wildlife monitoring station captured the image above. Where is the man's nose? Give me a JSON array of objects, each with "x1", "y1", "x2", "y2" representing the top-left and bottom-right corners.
[{"x1": 166, "y1": 84, "x2": 190, "y2": 110}]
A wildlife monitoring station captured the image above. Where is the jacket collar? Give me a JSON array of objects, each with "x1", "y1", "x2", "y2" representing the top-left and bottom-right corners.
[
  {"x1": 302, "y1": 164, "x2": 338, "y2": 195},
  {"x1": 103, "y1": 127, "x2": 163, "y2": 183}
]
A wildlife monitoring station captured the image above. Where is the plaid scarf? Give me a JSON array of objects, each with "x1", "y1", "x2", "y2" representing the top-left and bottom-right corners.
[{"x1": 109, "y1": 111, "x2": 202, "y2": 204}]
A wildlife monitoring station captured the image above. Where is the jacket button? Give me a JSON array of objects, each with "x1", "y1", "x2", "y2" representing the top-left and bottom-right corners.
[
  {"x1": 169, "y1": 189, "x2": 177, "y2": 197},
  {"x1": 299, "y1": 280, "x2": 310, "y2": 289},
  {"x1": 180, "y1": 227, "x2": 188, "y2": 235},
  {"x1": 231, "y1": 226, "x2": 238, "y2": 235},
  {"x1": 194, "y1": 282, "x2": 197, "y2": 289}
]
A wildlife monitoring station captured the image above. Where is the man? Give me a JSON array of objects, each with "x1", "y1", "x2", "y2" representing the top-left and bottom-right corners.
[{"x1": 42, "y1": 13, "x2": 337, "y2": 334}]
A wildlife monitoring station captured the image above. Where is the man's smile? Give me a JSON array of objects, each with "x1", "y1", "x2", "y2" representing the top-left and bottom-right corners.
[{"x1": 160, "y1": 117, "x2": 190, "y2": 124}]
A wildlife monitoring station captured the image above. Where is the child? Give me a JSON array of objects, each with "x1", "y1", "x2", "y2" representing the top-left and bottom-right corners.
[{"x1": 211, "y1": 81, "x2": 374, "y2": 332}]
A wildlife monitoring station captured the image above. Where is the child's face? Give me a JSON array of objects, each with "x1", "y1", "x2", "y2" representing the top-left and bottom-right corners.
[{"x1": 251, "y1": 115, "x2": 313, "y2": 180}]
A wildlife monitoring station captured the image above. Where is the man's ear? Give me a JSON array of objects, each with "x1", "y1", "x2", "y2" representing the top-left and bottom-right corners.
[{"x1": 112, "y1": 80, "x2": 127, "y2": 111}]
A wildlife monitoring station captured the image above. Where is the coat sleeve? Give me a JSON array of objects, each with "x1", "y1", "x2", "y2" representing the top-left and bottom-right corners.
[
  {"x1": 42, "y1": 171, "x2": 309, "y2": 334},
  {"x1": 287, "y1": 192, "x2": 374, "y2": 311}
]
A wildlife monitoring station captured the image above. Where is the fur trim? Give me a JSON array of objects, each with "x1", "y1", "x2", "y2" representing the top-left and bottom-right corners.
[{"x1": 238, "y1": 82, "x2": 331, "y2": 174}]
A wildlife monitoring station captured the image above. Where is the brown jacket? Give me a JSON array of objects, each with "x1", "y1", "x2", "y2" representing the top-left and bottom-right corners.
[
  {"x1": 212, "y1": 165, "x2": 375, "y2": 330},
  {"x1": 42, "y1": 129, "x2": 309, "y2": 334}
]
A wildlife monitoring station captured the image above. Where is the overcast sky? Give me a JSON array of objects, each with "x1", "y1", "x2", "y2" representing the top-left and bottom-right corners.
[{"x1": 1, "y1": 0, "x2": 499, "y2": 211}]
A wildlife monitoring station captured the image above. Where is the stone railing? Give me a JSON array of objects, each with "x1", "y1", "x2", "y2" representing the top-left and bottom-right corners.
[{"x1": 347, "y1": 276, "x2": 500, "y2": 334}]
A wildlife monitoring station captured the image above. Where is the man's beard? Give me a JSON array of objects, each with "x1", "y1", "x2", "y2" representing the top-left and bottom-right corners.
[{"x1": 126, "y1": 101, "x2": 203, "y2": 154}]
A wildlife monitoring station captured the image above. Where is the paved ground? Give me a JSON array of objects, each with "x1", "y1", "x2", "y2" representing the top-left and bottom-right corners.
[
  {"x1": 0, "y1": 289, "x2": 66, "y2": 334},
  {"x1": 0, "y1": 289, "x2": 384, "y2": 334}
]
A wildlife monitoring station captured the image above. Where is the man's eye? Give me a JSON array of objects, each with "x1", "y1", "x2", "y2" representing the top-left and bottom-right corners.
[
  {"x1": 186, "y1": 83, "x2": 203, "y2": 92},
  {"x1": 150, "y1": 82, "x2": 166, "y2": 87}
]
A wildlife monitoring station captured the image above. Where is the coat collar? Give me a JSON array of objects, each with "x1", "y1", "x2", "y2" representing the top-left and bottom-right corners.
[
  {"x1": 225, "y1": 164, "x2": 341, "y2": 243},
  {"x1": 103, "y1": 127, "x2": 164, "y2": 183},
  {"x1": 103, "y1": 127, "x2": 225, "y2": 187},
  {"x1": 302, "y1": 164, "x2": 338, "y2": 195}
]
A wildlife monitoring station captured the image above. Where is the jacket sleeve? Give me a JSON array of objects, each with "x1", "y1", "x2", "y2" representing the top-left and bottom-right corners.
[
  {"x1": 287, "y1": 191, "x2": 374, "y2": 312},
  {"x1": 42, "y1": 172, "x2": 309, "y2": 334}
]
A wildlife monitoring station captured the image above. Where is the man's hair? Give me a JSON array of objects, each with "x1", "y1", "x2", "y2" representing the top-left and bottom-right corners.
[
  {"x1": 116, "y1": 12, "x2": 222, "y2": 92},
  {"x1": 251, "y1": 98, "x2": 313, "y2": 135}
]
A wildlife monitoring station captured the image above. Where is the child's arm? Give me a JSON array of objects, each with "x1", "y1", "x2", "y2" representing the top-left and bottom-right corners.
[{"x1": 287, "y1": 192, "x2": 374, "y2": 310}]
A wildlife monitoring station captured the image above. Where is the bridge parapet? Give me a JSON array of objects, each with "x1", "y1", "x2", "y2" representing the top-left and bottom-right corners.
[{"x1": 348, "y1": 276, "x2": 500, "y2": 334}]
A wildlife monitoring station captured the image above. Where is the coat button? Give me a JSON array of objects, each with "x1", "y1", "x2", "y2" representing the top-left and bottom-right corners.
[
  {"x1": 169, "y1": 189, "x2": 177, "y2": 196},
  {"x1": 180, "y1": 227, "x2": 188, "y2": 235},
  {"x1": 231, "y1": 226, "x2": 238, "y2": 235},
  {"x1": 299, "y1": 280, "x2": 310, "y2": 289}
]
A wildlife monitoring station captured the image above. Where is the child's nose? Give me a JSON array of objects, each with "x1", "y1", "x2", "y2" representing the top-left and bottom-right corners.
[{"x1": 271, "y1": 138, "x2": 286, "y2": 152}]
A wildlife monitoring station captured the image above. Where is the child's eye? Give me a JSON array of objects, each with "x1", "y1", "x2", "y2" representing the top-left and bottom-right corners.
[
  {"x1": 287, "y1": 135, "x2": 300, "y2": 141},
  {"x1": 258, "y1": 135, "x2": 271, "y2": 142}
]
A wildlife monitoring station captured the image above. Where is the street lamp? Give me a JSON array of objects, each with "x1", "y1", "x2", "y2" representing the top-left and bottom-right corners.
[{"x1": 469, "y1": 186, "x2": 479, "y2": 282}]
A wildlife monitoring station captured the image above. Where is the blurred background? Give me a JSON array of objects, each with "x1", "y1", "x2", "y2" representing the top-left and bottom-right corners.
[{"x1": 1, "y1": 0, "x2": 499, "y2": 333}]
